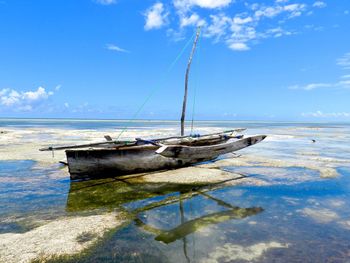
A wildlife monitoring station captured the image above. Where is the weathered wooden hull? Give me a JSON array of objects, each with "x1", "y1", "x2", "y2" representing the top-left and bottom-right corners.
[
  {"x1": 67, "y1": 146, "x2": 194, "y2": 180},
  {"x1": 157, "y1": 135, "x2": 266, "y2": 159},
  {"x1": 66, "y1": 135, "x2": 266, "y2": 180}
]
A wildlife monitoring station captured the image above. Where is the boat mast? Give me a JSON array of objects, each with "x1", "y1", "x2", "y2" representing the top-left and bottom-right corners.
[{"x1": 181, "y1": 27, "x2": 201, "y2": 136}]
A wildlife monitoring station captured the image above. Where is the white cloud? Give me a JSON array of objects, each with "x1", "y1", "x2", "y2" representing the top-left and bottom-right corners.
[
  {"x1": 254, "y1": 6, "x2": 283, "y2": 19},
  {"x1": 0, "y1": 89, "x2": 9, "y2": 96},
  {"x1": 94, "y1": 0, "x2": 117, "y2": 5},
  {"x1": 144, "y1": 3, "x2": 169, "y2": 31},
  {"x1": 284, "y1": 3, "x2": 306, "y2": 18},
  {"x1": 229, "y1": 42, "x2": 250, "y2": 51},
  {"x1": 174, "y1": 0, "x2": 232, "y2": 10},
  {"x1": 304, "y1": 24, "x2": 324, "y2": 31},
  {"x1": 313, "y1": 1, "x2": 327, "y2": 8},
  {"x1": 1, "y1": 90, "x2": 20, "y2": 106},
  {"x1": 204, "y1": 14, "x2": 231, "y2": 41},
  {"x1": 105, "y1": 44, "x2": 129, "y2": 53},
  {"x1": 23, "y1": 87, "x2": 52, "y2": 101},
  {"x1": 180, "y1": 13, "x2": 206, "y2": 27},
  {"x1": 289, "y1": 80, "x2": 350, "y2": 90},
  {"x1": 233, "y1": 16, "x2": 253, "y2": 25},
  {"x1": 203, "y1": 13, "x2": 257, "y2": 50},
  {"x1": 290, "y1": 52, "x2": 350, "y2": 91},
  {"x1": 264, "y1": 27, "x2": 293, "y2": 38},
  {"x1": 302, "y1": 111, "x2": 350, "y2": 118},
  {"x1": 338, "y1": 79, "x2": 350, "y2": 88},
  {"x1": 227, "y1": 25, "x2": 257, "y2": 50},
  {"x1": 195, "y1": 1, "x2": 306, "y2": 50},
  {"x1": 0, "y1": 87, "x2": 55, "y2": 111},
  {"x1": 288, "y1": 83, "x2": 332, "y2": 90},
  {"x1": 254, "y1": 4, "x2": 306, "y2": 19},
  {"x1": 201, "y1": 1, "x2": 302, "y2": 50},
  {"x1": 337, "y1": 52, "x2": 350, "y2": 70},
  {"x1": 144, "y1": 0, "x2": 324, "y2": 51}
]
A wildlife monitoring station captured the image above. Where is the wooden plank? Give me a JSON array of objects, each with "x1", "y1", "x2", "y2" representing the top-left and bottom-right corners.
[
  {"x1": 156, "y1": 135, "x2": 266, "y2": 159},
  {"x1": 39, "y1": 141, "x2": 133, "y2": 151},
  {"x1": 154, "y1": 128, "x2": 245, "y2": 142}
]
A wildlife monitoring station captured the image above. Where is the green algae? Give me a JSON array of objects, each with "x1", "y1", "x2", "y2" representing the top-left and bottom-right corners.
[{"x1": 66, "y1": 178, "x2": 211, "y2": 213}]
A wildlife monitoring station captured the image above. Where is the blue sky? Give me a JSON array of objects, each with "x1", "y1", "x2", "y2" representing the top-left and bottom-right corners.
[{"x1": 0, "y1": 0, "x2": 349, "y2": 121}]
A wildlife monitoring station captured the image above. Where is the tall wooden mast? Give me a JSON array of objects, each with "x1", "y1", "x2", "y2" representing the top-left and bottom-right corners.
[{"x1": 181, "y1": 27, "x2": 201, "y2": 136}]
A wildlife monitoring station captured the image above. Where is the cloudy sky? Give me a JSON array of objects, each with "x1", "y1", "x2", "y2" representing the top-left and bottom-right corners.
[{"x1": 0, "y1": 0, "x2": 349, "y2": 121}]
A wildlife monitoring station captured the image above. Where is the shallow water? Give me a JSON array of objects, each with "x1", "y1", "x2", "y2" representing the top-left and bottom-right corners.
[
  {"x1": 1, "y1": 119, "x2": 350, "y2": 262},
  {"x1": 42, "y1": 167, "x2": 350, "y2": 263}
]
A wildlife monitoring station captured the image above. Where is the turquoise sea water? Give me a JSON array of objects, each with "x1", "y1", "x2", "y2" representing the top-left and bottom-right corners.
[
  {"x1": 1, "y1": 118, "x2": 349, "y2": 129},
  {"x1": 1, "y1": 119, "x2": 350, "y2": 262}
]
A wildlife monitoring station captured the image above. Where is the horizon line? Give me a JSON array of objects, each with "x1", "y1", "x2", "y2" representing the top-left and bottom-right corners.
[{"x1": 1, "y1": 117, "x2": 350, "y2": 124}]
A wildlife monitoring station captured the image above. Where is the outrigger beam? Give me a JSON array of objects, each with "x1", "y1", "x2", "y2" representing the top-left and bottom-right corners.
[{"x1": 39, "y1": 128, "x2": 246, "y2": 151}]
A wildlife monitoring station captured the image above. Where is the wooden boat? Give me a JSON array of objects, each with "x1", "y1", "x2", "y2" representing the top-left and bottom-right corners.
[
  {"x1": 63, "y1": 133, "x2": 265, "y2": 180},
  {"x1": 40, "y1": 27, "x2": 266, "y2": 180}
]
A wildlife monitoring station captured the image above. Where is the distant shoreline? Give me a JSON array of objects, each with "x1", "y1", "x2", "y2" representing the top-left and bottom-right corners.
[{"x1": 0, "y1": 117, "x2": 349, "y2": 124}]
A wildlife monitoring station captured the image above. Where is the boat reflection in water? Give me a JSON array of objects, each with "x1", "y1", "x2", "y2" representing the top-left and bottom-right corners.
[{"x1": 67, "y1": 176, "x2": 263, "y2": 246}]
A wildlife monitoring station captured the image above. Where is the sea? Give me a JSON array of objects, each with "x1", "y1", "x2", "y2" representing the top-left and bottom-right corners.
[{"x1": 0, "y1": 118, "x2": 350, "y2": 263}]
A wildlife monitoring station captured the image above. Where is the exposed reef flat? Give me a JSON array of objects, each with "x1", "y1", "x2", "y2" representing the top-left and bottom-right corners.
[
  {"x1": 1, "y1": 125, "x2": 348, "y2": 180},
  {"x1": 1, "y1": 123, "x2": 350, "y2": 262},
  {"x1": 0, "y1": 212, "x2": 128, "y2": 263}
]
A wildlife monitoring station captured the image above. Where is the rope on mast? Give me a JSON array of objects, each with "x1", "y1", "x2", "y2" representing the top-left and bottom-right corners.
[{"x1": 116, "y1": 31, "x2": 197, "y2": 140}]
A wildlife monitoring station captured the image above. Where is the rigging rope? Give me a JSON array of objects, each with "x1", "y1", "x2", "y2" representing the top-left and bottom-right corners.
[{"x1": 116, "y1": 31, "x2": 197, "y2": 140}]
